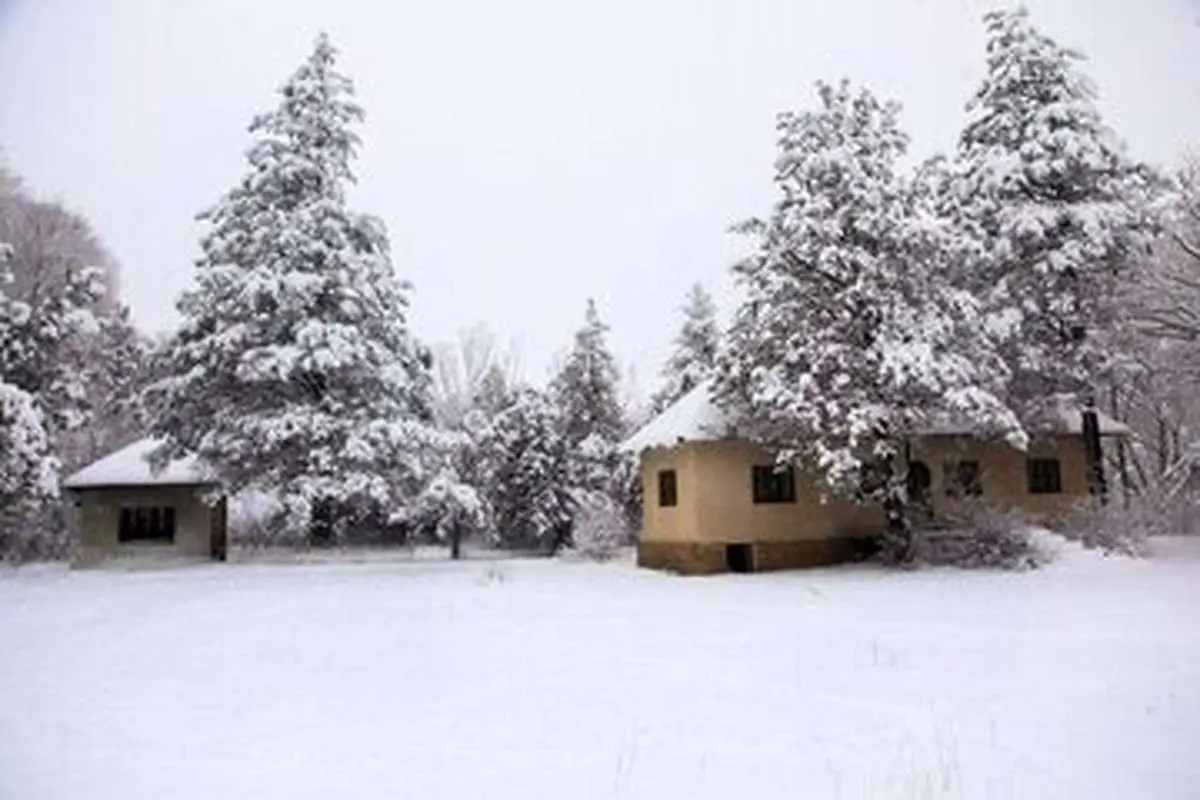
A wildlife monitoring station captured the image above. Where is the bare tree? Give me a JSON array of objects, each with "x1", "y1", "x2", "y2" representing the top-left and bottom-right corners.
[{"x1": 430, "y1": 323, "x2": 524, "y2": 427}]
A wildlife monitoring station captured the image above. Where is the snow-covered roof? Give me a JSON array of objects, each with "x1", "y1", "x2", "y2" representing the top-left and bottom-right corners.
[
  {"x1": 63, "y1": 438, "x2": 211, "y2": 490},
  {"x1": 620, "y1": 383, "x2": 735, "y2": 452},
  {"x1": 621, "y1": 381, "x2": 1132, "y2": 454}
]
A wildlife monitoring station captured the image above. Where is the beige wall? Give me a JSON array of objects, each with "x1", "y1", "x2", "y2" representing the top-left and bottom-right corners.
[
  {"x1": 639, "y1": 434, "x2": 1098, "y2": 546},
  {"x1": 639, "y1": 446, "x2": 699, "y2": 543},
  {"x1": 909, "y1": 435, "x2": 1090, "y2": 524},
  {"x1": 690, "y1": 440, "x2": 883, "y2": 543},
  {"x1": 73, "y1": 485, "x2": 216, "y2": 566},
  {"x1": 639, "y1": 439, "x2": 883, "y2": 545}
]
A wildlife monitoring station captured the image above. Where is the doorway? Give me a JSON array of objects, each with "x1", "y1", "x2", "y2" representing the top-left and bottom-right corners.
[
  {"x1": 725, "y1": 543, "x2": 754, "y2": 573},
  {"x1": 906, "y1": 461, "x2": 933, "y2": 522}
]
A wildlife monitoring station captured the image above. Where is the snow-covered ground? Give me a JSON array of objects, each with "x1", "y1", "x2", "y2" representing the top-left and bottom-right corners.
[{"x1": 2, "y1": 538, "x2": 1198, "y2": 799}]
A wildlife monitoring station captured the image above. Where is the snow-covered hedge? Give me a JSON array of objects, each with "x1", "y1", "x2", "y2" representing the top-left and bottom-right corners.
[
  {"x1": 1061, "y1": 494, "x2": 1160, "y2": 557},
  {"x1": 903, "y1": 500, "x2": 1052, "y2": 571},
  {"x1": 565, "y1": 493, "x2": 629, "y2": 562}
]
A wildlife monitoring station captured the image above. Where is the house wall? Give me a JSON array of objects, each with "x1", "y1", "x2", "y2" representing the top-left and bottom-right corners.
[
  {"x1": 639, "y1": 445, "x2": 700, "y2": 543},
  {"x1": 72, "y1": 486, "x2": 217, "y2": 567},
  {"x1": 637, "y1": 440, "x2": 882, "y2": 574},
  {"x1": 909, "y1": 435, "x2": 1091, "y2": 525},
  {"x1": 689, "y1": 439, "x2": 884, "y2": 543},
  {"x1": 636, "y1": 434, "x2": 1099, "y2": 574}
]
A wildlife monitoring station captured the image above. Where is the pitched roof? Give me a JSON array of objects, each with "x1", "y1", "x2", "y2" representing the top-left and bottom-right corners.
[
  {"x1": 620, "y1": 381, "x2": 1131, "y2": 453},
  {"x1": 620, "y1": 383, "x2": 734, "y2": 452},
  {"x1": 63, "y1": 438, "x2": 210, "y2": 489}
]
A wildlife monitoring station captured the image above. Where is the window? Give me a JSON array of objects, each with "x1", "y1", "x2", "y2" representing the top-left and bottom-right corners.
[
  {"x1": 1027, "y1": 458, "x2": 1063, "y2": 495},
  {"x1": 657, "y1": 469, "x2": 678, "y2": 508},
  {"x1": 752, "y1": 464, "x2": 796, "y2": 504},
  {"x1": 118, "y1": 506, "x2": 176, "y2": 543},
  {"x1": 943, "y1": 460, "x2": 983, "y2": 498}
]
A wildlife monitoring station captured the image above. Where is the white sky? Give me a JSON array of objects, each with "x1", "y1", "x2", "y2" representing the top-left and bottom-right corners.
[{"x1": 1, "y1": 0, "x2": 1197, "y2": 393}]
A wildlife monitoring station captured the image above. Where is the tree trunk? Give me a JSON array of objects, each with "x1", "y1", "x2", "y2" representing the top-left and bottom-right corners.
[
  {"x1": 309, "y1": 497, "x2": 336, "y2": 548},
  {"x1": 1109, "y1": 384, "x2": 1133, "y2": 509},
  {"x1": 1157, "y1": 412, "x2": 1170, "y2": 477},
  {"x1": 1081, "y1": 397, "x2": 1107, "y2": 505},
  {"x1": 880, "y1": 454, "x2": 913, "y2": 565},
  {"x1": 449, "y1": 522, "x2": 462, "y2": 561}
]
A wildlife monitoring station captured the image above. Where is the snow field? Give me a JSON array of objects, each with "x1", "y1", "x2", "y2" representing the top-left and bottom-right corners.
[{"x1": 1, "y1": 538, "x2": 1198, "y2": 799}]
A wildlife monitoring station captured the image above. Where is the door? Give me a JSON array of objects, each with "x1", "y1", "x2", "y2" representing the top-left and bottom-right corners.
[
  {"x1": 725, "y1": 543, "x2": 754, "y2": 573},
  {"x1": 906, "y1": 461, "x2": 933, "y2": 522}
]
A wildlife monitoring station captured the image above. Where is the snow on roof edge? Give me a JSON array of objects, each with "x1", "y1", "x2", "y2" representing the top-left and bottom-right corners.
[
  {"x1": 621, "y1": 382, "x2": 1132, "y2": 455},
  {"x1": 619, "y1": 382, "x2": 734, "y2": 453},
  {"x1": 63, "y1": 438, "x2": 211, "y2": 489}
]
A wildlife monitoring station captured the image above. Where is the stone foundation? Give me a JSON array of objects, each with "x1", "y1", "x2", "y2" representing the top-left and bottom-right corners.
[
  {"x1": 637, "y1": 541, "x2": 729, "y2": 575},
  {"x1": 637, "y1": 537, "x2": 875, "y2": 575}
]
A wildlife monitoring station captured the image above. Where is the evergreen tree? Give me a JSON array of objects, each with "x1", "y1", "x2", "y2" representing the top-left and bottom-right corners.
[
  {"x1": 69, "y1": 306, "x2": 152, "y2": 468},
  {"x1": 148, "y1": 33, "x2": 436, "y2": 541},
  {"x1": 551, "y1": 299, "x2": 625, "y2": 448},
  {"x1": 952, "y1": 8, "x2": 1154, "y2": 416},
  {"x1": 0, "y1": 247, "x2": 59, "y2": 555},
  {"x1": 0, "y1": 261, "x2": 104, "y2": 440},
  {"x1": 713, "y1": 80, "x2": 1021, "y2": 560},
  {"x1": 481, "y1": 387, "x2": 574, "y2": 551},
  {"x1": 650, "y1": 283, "x2": 719, "y2": 412}
]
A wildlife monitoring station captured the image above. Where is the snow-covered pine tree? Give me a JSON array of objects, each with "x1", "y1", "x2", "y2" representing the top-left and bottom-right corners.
[
  {"x1": 0, "y1": 261, "x2": 104, "y2": 443},
  {"x1": 481, "y1": 387, "x2": 574, "y2": 551},
  {"x1": 148, "y1": 33, "x2": 436, "y2": 543},
  {"x1": 549, "y1": 298, "x2": 629, "y2": 546},
  {"x1": 952, "y1": 7, "x2": 1154, "y2": 488},
  {"x1": 650, "y1": 283, "x2": 719, "y2": 412},
  {"x1": 712, "y1": 80, "x2": 1022, "y2": 560},
  {"x1": 0, "y1": 246, "x2": 58, "y2": 558},
  {"x1": 552, "y1": 299, "x2": 626, "y2": 448},
  {"x1": 412, "y1": 457, "x2": 487, "y2": 560},
  {"x1": 70, "y1": 306, "x2": 152, "y2": 468}
]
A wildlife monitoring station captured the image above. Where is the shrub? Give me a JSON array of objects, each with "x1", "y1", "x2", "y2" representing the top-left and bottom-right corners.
[
  {"x1": 890, "y1": 499, "x2": 1051, "y2": 571},
  {"x1": 1, "y1": 505, "x2": 70, "y2": 564},
  {"x1": 566, "y1": 493, "x2": 629, "y2": 562},
  {"x1": 1061, "y1": 492, "x2": 1164, "y2": 557}
]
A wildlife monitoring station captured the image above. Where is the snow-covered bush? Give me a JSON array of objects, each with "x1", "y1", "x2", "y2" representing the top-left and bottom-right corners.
[
  {"x1": 412, "y1": 466, "x2": 487, "y2": 559},
  {"x1": 566, "y1": 493, "x2": 629, "y2": 562},
  {"x1": 226, "y1": 490, "x2": 304, "y2": 549},
  {"x1": 1061, "y1": 494, "x2": 1162, "y2": 557},
  {"x1": 900, "y1": 500, "x2": 1050, "y2": 571}
]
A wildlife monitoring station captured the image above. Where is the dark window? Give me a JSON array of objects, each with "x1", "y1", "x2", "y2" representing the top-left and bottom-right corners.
[
  {"x1": 752, "y1": 464, "x2": 796, "y2": 504},
  {"x1": 118, "y1": 506, "x2": 177, "y2": 543},
  {"x1": 657, "y1": 469, "x2": 678, "y2": 508},
  {"x1": 1027, "y1": 458, "x2": 1063, "y2": 494},
  {"x1": 943, "y1": 461, "x2": 983, "y2": 498}
]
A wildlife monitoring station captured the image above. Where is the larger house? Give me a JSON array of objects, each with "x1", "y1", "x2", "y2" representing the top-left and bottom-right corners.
[
  {"x1": 64, "y1": 438, "x2": 227, "y2": 567},
  {"x1": 621, "y1": 382, "x2": 1129, "y2": 575}
]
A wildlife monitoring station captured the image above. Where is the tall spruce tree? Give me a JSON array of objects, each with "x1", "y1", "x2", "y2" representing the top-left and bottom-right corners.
[
  {"x1": 0, "y1": 245, "x2": 58, "y2": 552},
  {"x1": 481, "y1": 387, "x2": 574, "y2": 551},
  {"x1": 952, "y1": 8, "x2": 1154, "y2": 492},
  {"x1": 149, "y1": 34, "x2": 436, "y2": 540},
  {"x1": 651, "y1": 283, "x2": 719, "y2": 412},
  {"x1": 552, "y1": 298, "x2": 625, "y2": 448},
  {"x1": 713, "y1": 80, "x2": 1021, "y2": 560}
]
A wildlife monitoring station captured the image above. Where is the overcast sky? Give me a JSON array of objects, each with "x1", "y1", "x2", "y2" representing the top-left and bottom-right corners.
[{"x1": 1, "y1": 0, "x2": 1197, "y2": 394}]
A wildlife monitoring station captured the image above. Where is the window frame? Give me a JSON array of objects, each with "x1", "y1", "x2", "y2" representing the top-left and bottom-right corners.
[
  {"x1": 657, "y1": 469, "x2": 678, "y2": 508},
  {"x1": 1026, "y1": 457, "x2": 1063, "y2": 495},
  {"x1": 943, "y1": 460, "x2": 983, "y2": 499},
  {"x1": 118, "y1": 505, "x2": 177, "y2": 544},
  {"x1": 751, "y1": 464, "x2": 797, "y2": 505}
]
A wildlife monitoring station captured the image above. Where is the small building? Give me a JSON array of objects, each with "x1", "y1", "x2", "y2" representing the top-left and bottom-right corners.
[
  {"x1": 63, "y1": 438, "x2": 227, "y2": 567},
  {"x1": 621, "y1": 383, "x2": 1130, "y2": 575}
]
